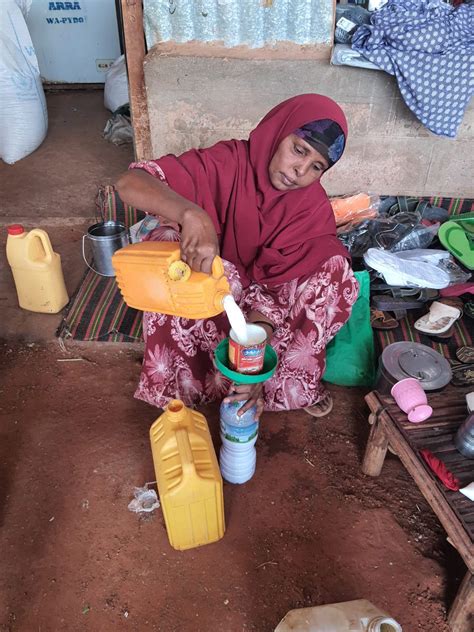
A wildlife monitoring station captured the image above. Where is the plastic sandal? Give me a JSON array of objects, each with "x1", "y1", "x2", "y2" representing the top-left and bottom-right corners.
[
  {"x1": 451, "y1": 364, "x2": 474, "y2": 387},
  {"x1": 414, "y1": 301, "x2": 462, "y2": 336},
  {"x1": 372, "y1": 294, "x2": 425, "y2": 312},
  {"x1": 456, "y1": 346, "x2": 474, "y2": 364},
  {"x1": 370, "y1": 308, "x2": 399, "y2": 330},
  {"x1": 304, "y1": 391, "x2": 333, "y2": 418},
  {"x1": 438, "y1": 218, "x2": 474, "y2": 271},
  {"x1": 371, "y1": 282, "x2": 440, "y2": 303}
]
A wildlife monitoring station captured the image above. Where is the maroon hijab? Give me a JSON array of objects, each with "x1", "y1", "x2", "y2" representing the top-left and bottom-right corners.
[{"x1": 158, "y1": 94, "x2": 349, "y2": 288}]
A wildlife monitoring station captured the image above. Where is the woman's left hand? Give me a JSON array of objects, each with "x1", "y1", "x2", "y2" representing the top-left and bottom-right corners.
[{"x1": 224, "y1": 382, "x2": 264, "y2": 419}]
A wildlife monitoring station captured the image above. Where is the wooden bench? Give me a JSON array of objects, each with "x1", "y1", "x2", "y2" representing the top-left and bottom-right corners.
[{"x1": 362, "y1": 389, "x2": 473, "y2": 632}]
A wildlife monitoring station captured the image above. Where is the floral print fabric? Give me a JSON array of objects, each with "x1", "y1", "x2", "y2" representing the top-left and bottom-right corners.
[{"x1": 130, "y1": 160, "x2": 359, "y2": 411}]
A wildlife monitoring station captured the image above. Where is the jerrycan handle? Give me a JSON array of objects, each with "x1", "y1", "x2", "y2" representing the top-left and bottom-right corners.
[
  {"x1": 167, "y1": 401, "x2": 197, "y2": 476},
  {"x1": 211, "y1": 255, "x2": 225, "y2": 279},
  {"x1": 175, "y1": 429, "x2": 197, "y2": 476},
  {"x1": 27, "y1": 229, "x2": 53, "y2": 265}
]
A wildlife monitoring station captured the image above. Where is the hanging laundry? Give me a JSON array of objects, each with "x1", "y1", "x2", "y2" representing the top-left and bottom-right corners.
[{"x1": 352, "y1": 0, "x2": 473, "y2": 138}]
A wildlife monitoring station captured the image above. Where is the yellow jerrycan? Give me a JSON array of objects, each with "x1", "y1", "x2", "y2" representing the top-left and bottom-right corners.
[
  {"x1": 6, "y1": 224, "x2": 69, "y2": 313},
  {"x1": 150, "y1": 400, "x2": 225, "y2": 551},
  {"x1": 112, "y1": 241, "x2": 231, "y2": 318}
]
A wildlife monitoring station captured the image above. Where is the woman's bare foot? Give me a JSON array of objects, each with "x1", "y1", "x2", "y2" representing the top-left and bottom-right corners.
[{"x1": 304, "y1": 391, "x2": 333, "y2": 418}]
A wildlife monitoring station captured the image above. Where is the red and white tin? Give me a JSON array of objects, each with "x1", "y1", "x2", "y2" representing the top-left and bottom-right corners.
[{"x1": 228, "y1": 324, "x2": 267, "y2": 374}]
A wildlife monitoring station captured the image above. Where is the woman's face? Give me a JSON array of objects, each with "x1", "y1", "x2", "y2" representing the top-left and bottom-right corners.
[{"x1": 268, "y1": 133, "x2": 329, "y2": 191}]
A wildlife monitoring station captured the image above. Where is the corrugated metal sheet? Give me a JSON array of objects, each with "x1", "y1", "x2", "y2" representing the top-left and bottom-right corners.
[{"x1": 144, "y1": 0, "x2": 333, "y2": 49}]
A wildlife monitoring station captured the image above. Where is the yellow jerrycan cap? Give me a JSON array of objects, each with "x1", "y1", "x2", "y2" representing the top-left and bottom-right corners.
[{"x1": 167, "y1": 260, "x2": 192, "y2": 281}]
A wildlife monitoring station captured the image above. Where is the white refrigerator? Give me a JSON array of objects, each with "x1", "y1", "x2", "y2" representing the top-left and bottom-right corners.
[{"x1": 26, "y1": 0, "x2": 121, "y2": 83}]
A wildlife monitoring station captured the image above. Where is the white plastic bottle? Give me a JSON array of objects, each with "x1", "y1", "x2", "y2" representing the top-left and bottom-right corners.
[
  {"x1": 219, "y1": 400, "x2": 258, "y2": 484},
  {"x1": 6, "y1": 224, "x2": 69, "y2": 313},
  {"x1": 275, "y1": 599, "x2": 402, "y2": 632}
]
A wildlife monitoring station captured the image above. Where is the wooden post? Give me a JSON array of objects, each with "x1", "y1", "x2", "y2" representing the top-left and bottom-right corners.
[
  {"x1": 448, "y1": 571, "x2": 474, "y2": 632},
  {"x1": 120, "y1": 0, "x2": 152, "y2": 161},
  {"x1": 362, "y1": 413, "x2": 389, "y2": 477}
]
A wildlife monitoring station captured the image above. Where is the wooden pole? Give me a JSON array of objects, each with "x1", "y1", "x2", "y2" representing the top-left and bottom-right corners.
[
  {"x1": 362, "y1": 413, "x2": 389, "y2": 477},
  {"x1": 120, "y1": 0, "x2": 152, "y2": 161},
  {"x1": 447, "y1": 571, "x2": 474, "y2": 632}
]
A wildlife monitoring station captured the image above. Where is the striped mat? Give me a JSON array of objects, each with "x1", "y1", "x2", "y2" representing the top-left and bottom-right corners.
[
  {"x1": 391, "y1": 195, "x2": 473, "y2": 216},
  {"x1": 57, "y1": 190, "x2": 473, "y2": 344},
  {"x1": 374, "y1": 309, "x2": 473, "y2": 361},
  {"x1": 57, "y1": 186, "x2": 145, "y2": 342}
]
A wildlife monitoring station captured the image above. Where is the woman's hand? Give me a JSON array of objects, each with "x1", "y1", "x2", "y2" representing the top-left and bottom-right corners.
[
  {"x1": 180, "y1": 207, "x2": 219, "y2": 274},
  {"x1": 223, "y1": 382, "x2": 264, "y2": 419}
]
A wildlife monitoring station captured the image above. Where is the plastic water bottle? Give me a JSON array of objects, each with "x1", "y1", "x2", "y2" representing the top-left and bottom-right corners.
[{"x1": 219, "y1": 400, "x2": 259, "y2": 484}]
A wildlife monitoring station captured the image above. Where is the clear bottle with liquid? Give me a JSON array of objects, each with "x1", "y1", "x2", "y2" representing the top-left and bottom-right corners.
[
  {"x1": 219, "y1": 400, "x2": 259, "y2": 485},
  {"x1": 6, "y1": 224, "x2": 69, "y2": 313}
]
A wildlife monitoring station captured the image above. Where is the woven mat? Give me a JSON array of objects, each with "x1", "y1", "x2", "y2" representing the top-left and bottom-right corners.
[
  {"x1": 373, "y1": 309, "x2": 473, "y2": 361},
  {"x1": 398, "y1": 195, "x2": 473, "y2": 215},
  {"x1": 57, "y1": 190, "x2": 472, "y2": 344},
  {"x1": 57, "y1": 186, "x2": 145, "y2": 342}
]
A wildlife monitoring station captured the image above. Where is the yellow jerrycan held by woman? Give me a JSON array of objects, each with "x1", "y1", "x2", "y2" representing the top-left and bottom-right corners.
[
  {"x1": 150, "y1": 400, "x2": 225, "y2": 550},
  {"x1": 6, "y1": 224, "x2": 69, "y2": 313},
  {"x1": 112, "y1": 241, "x2": 230, "y2": 318}
]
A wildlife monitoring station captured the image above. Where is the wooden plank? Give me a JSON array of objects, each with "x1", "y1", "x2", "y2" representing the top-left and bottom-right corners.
[
  {"x1": 361, "y1": 411, "x2": 389, "y2": 477},
  {"x1": 120, "y1": 0, "x2": 152, "y2": 161},
  {"x1": 380, "y1": 411, "x2": 473, "y2": 570},
  {"x1": 447, "y1": 571, "x2": 474, "y2": 632}
]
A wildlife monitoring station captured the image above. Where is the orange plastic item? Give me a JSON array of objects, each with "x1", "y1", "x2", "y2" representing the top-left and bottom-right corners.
[
  {"x1": 6, "y1": 224, "x2": 69, "y2": 313},
  {"x1": 330, "y1": 193, "x2": 377, "y2": 227},
  {"x1": 112, "y1": 241, "x2": 231, "y2": 318},
  {"x1": 150, "y1": 400, "x2": 225, "y2": 551}
]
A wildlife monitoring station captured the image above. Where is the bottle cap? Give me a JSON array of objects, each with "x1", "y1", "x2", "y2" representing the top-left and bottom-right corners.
[
  {"x1": 168, "y1": 260, "x2": 191, "y2": 281},
  {"x1": 8, "y1": 224, "x2": 24, "y2": 236}
]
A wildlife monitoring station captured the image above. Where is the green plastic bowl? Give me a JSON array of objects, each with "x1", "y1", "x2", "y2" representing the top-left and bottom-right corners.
[{"x1": 214, "y1": 338, "x2": 278, "y2": 384}]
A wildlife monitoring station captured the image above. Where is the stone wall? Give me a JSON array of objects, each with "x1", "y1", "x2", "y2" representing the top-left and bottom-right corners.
[{"x1": 144, "y1": 50, "x2": 473, "y2": 197}]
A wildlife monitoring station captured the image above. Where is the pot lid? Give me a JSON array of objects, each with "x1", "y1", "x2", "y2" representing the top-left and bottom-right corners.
[{"x1": 381, "y1": 342, "x2": 452, "y2": 390}]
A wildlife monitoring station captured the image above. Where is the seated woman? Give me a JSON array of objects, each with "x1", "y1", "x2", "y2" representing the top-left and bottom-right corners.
[{"x1": 116, "y1": 94, "x2": 359, "y2": 419}]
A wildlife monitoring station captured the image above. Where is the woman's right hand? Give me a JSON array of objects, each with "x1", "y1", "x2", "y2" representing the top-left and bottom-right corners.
[{"x1": 180, "y1": 207, "x2": 219, "y2": 274}]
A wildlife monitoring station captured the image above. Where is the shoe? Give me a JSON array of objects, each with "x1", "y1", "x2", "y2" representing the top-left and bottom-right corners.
[
  {"x1": 414, "y1": 300, "x2": 463, "y2": 337},
  {"x1": 304, "y1": 392, "x2": 333, "y2": 418}
]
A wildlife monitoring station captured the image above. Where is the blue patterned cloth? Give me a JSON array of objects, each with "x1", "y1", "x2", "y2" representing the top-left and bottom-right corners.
[{"x1": 352, "y1": 0, "x2": 474, "y2": 138}]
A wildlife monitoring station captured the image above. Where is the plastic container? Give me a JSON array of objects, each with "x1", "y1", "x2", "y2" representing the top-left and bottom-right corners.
[
  {"x1": 228, "y1": 324, "x2": 267, "y2": 374},
  {"x1": 214, "y1": 338, "x2": 278, "y2": 385},
  {"x1": 6, "y1": 224, "x2": 69, "y2": 313},
  {"x1": 220, "y1": 400, "x2": 259, "y2": 428},
  {"x1": 112, "y1": 241, "x2": 231, "y2": 318},
  {"x1": 149, "y1": 400, "x2": 225, "y2": 550},
  {"x1": 455, "y1": 413, "x2": 474, "y2": 459},
  {"x1": 275, "y1": 599, "x2": 402, "y2": 632},
  {"x1": 219, "y1": 400, "x2": 259, "y2": 484},
  {"x1": 220, "y1": 434, "x2": 258, "y2": 484},
  {"x1": 390, "y1": 378, "x2": 433, "y2": 423}
]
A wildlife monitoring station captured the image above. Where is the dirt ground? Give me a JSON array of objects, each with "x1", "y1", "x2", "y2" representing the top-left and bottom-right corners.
[
  {"x1": 0, "y1": 91, "x2": 467, "y2": 631},
  {"x1": 0, "y1": 342, "x2": 466, "y2": 632}
]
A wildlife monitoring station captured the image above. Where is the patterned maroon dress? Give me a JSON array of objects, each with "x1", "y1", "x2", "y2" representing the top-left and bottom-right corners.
[{"x1": 132, "y1": 162, "x2": 359, "y2": 412}]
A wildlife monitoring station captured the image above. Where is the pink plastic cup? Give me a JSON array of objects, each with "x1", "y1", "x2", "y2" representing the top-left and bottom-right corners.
[{"x1": 390, "y1": 377, "x2": 433, "y2": 423}]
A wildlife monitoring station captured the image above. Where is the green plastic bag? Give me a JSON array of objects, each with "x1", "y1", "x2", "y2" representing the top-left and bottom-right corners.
[{"x1": 323, "y1": 270, "x2": 375, "y2": 387}]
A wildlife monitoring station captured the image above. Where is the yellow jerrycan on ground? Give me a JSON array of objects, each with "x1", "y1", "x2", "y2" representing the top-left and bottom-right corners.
[
  {"x1": 112, "y1": 241, "x2": 230, "y2": 318},
  {"x1": 150, "y1": 400, "x2": 225, "y2": 551},
  {"x1": 6, "y1": 224, "x2": 69, "y2": 313}
]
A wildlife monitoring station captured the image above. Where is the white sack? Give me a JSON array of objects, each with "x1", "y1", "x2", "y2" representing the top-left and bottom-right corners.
[
  {"x1": 0, "y1": 0, "x2": 48, "y2": 164},
  {"x1": 104, "y1": 54, "x2": 129, "y2": 113}
]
